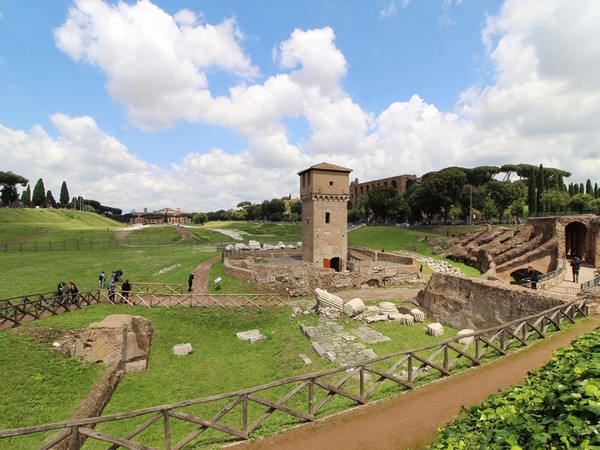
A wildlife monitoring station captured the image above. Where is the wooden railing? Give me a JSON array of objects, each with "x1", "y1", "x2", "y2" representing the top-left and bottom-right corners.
[
  {"x1": 0, "y1": 288, "x2": 293, "y2": 329},
  {"x1": 0, "y1": 291, "x2": 105, "y2": 330},
  {"x1": 0, "y1": 297, "x2": 589, "y2": 449}
]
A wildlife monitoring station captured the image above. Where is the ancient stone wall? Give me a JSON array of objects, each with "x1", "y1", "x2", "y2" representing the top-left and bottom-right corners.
[
  {"x1": 443, "y1": 216, "x2": 600, "y2": 282},
  {"x1": 349, "y1": 247, "x2": 414, "y2": 266},
  {"x1": 58, "y1": 314, "x2": 153, "y2": 373},
  {"x1": 223, "y1": 258, "x2": 255, "y2": 282},
  {"x1": 417, "y1": 273, "x2": 566, "y2": 330},
  {"x1": 224, "y1": 251, "x2": 423, "y2": 297},
  {"x1": 54, "y1": 364, "x2": 124, "y2": 450}
]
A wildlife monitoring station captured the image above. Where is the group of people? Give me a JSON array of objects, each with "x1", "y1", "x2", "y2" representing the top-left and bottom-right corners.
[
  {"x1": 56, "y1": 280, "x2": 79, "y2": 303},
  {"x1": 56, "y1": 270, "x2": 133, "y2": 304},
  {"x1": 99, "y1": 270, "x2": 131, "y2": 303}
]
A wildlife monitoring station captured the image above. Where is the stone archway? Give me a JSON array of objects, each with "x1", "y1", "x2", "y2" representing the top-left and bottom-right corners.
[{"x1": 565, "y1": 221, "x2": 587, "y2": 260}]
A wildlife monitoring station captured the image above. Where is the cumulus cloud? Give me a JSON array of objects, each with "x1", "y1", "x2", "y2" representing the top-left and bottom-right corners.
[
  {"x1": 5, "y1": 0, "x2": 598, "y2": 213},
  {"x1": 54, "y1": 0, "x2": 258, "y2": 130},
  {"x1": 457, "y1": 0, "x2": 600, "y2": 181}
]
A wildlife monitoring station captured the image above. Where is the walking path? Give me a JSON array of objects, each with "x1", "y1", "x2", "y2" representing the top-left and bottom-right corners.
[{"x1": 231, "y1": 315, "x2": 600, "y2": 450}]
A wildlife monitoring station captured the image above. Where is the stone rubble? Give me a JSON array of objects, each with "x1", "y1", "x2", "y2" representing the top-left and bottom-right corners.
[
  {"x1": 457, "y1": 329, "x2": 475, "y2": 345},
  {"x1": 395, "y1": 250, "x2": 463, "y2": 275},
  {"x1": 427, "y1": 322, "x2": 445, "y2": 337},
  {"x1": 172, "y1": 343, "x2": 193, "y2": 356},
  {"x1": 410, "y1": 308, "x2": 426, "y2": 322},
  {"x1": 236, "y1": 329, "x2": 267, "y2": 344},
  {"x1": 343, "y1": 297, "x2": 365, "y2": 317},
  {"x1": 300, "y1": 320, "x2": 387, "y2": 366}
]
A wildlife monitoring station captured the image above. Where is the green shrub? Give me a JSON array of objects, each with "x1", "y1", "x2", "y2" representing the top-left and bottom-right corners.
[{"x1": 430, "y1": 327, "x2": 600, "y2": 449}]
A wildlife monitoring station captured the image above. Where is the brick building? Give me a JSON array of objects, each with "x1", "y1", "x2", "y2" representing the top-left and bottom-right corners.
[
  {"x1": 130, "y1": 207, "x2": 192, "y2": 225},
  {"x1": 349, "y1": 174, "x2": 420, "y2": 207}
]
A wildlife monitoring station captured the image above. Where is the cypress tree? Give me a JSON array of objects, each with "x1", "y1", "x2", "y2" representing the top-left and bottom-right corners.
[
  {"x1": 32, "y1": 178, "x2": 46, "y2": 207},
  {"x1": 59, "y1": 181, "x2": 70, "y2": 206},
  {"x1": 21, "y1": 185, "x2": 31, "y2": 207},
  {"x1": 536, "y1": 164, "x2": 544, "y2": 214},
  {"x1": 528, "y1": 170, "x2": 537, "y2": 215},
  {"x1": 46, "y1": 190, "x2": 57, "y2": 208}
]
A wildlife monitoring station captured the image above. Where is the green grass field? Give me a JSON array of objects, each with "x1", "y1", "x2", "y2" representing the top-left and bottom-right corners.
[
  {"x1": 2, "y1": 298, "x2": 456, "y2": 448},
  {"x1": 0, "y1": 209, "x2": 478, "y2": 448}
]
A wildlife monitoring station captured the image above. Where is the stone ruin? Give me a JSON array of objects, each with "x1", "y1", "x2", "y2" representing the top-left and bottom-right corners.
[
  {"x1": 52, "y1": 314, "x2": 153, "y2": 373},
  {"x1": 223, "y1": 248, "x2": 426, "y2": 297},
  {"x1": 298, "y1": 288, "x2": 435, "y2": 367},
  {"x1": 313, "y1": 288, "x2": 427, "y2": 326}
]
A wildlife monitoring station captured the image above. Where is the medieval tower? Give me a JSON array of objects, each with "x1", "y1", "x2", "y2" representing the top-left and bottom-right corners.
[{"x1": 298, "y1": 162, "x2": 352, "y2": 272}]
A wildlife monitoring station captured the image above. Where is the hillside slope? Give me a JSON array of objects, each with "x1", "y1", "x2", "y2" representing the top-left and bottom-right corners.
[{"x1": 0, "y1": 209, "x2": 122, "y2": 242}]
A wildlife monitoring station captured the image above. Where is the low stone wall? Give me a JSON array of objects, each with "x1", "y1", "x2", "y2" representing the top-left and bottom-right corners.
[
  {"x1": 55, "y1": 364, "x2": 124, "y2": 450},
  {"x1": 349, "y1": 247, "x2": 414, "y2": 266},
  {"x1": 417, "y1": 273, "x2": 566, "y2": 330},
  {"x1": 224, "y1": 252, "x2": 423, "y2": 297},
  {"x1": 223, "y1": 258, "x2": 255, "y2": 282}
]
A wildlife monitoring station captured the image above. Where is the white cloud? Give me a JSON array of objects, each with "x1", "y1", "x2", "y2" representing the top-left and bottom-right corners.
[
  {"x1": 379, "y1": 1, "x2": 398, "y2": 19},
  {"x1": 275, "y1": 27, "x2": 347, "y2": 97},
  {"x1": 54, "y1": 0, "x2": 258, "y2": 130},
  {"x1": 456, "y1": 0, "x2": 600, "y2": 183},
  {"x1": 6, "y1": 0, "x2": 598, "y2": 214}
]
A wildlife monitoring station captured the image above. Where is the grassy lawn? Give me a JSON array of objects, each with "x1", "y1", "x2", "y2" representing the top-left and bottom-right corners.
[
  {"x1": 0, "y1": 246, "x2": 218, "y2": 298},
  {"x1": 0, "y1": 210, "x2": 487, "y2": 447},
  {"x1": 349, "y1": 225, "x2": 481, "y2": 277},
  {"x1": 201, "y1": 221, "x2": 301, "y2": 246},
  {"x1": 0, "y1": 328, "x2": 104, "y2": 448},
  {"x1": 4, "y1": 297, "x2": 457, "y2": 448}
]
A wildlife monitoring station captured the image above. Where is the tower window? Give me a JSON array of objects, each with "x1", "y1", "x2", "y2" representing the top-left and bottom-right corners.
[
  {"x1": 329, "y1": 181, "x2": 333, "y2": 186},
  {"x1": 325, "y1": 212, "x2": 330, "y2": 223}
]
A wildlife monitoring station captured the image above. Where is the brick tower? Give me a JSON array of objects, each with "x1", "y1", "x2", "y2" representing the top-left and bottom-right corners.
[{"x1": 298, "y1": 162, "x2": 352, "y2": 271}]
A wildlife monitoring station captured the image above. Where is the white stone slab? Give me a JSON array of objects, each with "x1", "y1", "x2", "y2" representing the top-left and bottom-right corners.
[{"x1": 236, "y1": 329, "x2": 267, "y2": 344}]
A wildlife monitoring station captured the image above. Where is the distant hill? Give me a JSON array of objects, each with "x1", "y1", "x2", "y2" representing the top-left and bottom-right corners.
[{"x1": 0, "y1": 208, "x2": 122, "y2": 243}]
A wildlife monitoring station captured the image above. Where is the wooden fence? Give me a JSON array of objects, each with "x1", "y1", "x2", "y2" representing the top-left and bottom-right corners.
[
  {"x1": 0, "y1": 297, "x2": 589, "y2": 449},
  {"x1": 0, "y1": 287, "x2": 293, "y2": 330}
]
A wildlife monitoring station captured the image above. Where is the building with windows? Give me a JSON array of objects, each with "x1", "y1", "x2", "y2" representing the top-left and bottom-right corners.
[
  {"x1": 129, "y1": 207, "x2": 192, "y2": 224},
  {"x1": 349, "y1": 174, "x2": 420, "y2": 207}
]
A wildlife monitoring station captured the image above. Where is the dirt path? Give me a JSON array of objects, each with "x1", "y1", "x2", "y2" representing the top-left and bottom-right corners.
[
  {"x1": 189, "y1": 255, "x2": 221, "y2": 295},
  {"x1": 230, "y1": 316, "x2": 600, "y2": 450}
]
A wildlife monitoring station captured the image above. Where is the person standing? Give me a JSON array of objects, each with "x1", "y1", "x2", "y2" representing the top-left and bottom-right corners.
[
  {"x1": 121, "y1": 279, "x2": 131, "y2": 301},
  {"x1": 57, "y1": 280, "x2": 66, "y2": 297},
  {"x1": 108, "y1": 280, "x2": 116, "y2": 303},
  {"x1": 99, "y1": 271, "x2": 106, "y2": 289},
  {"x1": 571, "y1": 256, "x2": 581, "y2": 282},
  {"x1": 188, "y1": 273, "x2": 194, "y2": 292},
  {"x1": 69, "y1": 280, "x2": 79, "y2": 304}
]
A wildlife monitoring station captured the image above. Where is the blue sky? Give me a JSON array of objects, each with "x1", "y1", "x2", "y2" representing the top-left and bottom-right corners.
[{"x1": 2, "y1": 0, "x2": 599, "y2": 213}]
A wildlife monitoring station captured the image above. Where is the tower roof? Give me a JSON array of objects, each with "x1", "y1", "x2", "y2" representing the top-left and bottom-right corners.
[{"x1": 298, "y1": 162, "x2": 353, "y2": 175}]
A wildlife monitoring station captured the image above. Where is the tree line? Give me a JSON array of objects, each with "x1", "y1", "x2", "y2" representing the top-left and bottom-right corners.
[
  {"x1": 191, "y1": 197, "x2": 302, "y2": 224},
  {"x1": 0, "y1": 172, "x2": 122, "y2": 216},
  {"x1": 4, "y1": 163, "x2": 600, "y2": 225},
  {"x1": 348, "y1": 164, "x2": 600, "y2": 225}
]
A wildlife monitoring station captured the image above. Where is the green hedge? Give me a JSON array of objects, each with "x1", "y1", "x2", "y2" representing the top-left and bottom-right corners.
[{"x1": 430, "y1": 327, "x2": 600, "y2": 449}]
